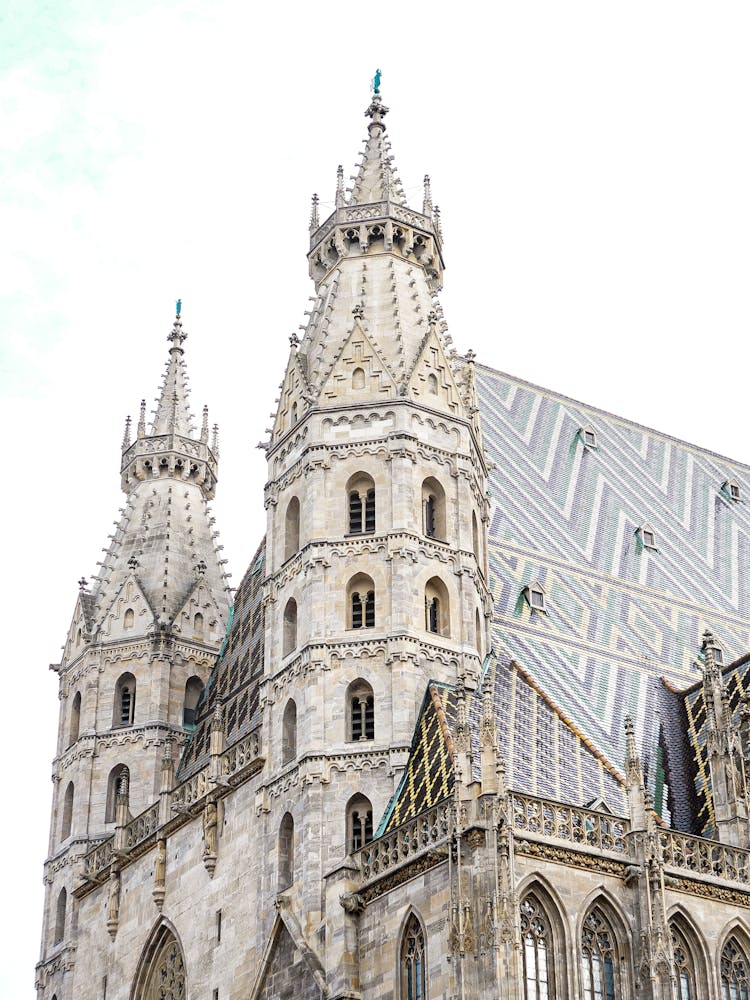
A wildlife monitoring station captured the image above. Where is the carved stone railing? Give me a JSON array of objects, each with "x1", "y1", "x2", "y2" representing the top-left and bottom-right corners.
[
  {"x1": 222, "y1": 728, "x2": 262, "y2": 780},
  {"x1": 170, "y1": 766, "x2": 210, "y2": 812},
  {"x1": 512, "y1": 792, "x2": 629, "y2": 855},
  {"x1": 125, "y1": 802, "x2": 160, "y2": 851},
  {"x1": 84, "y1": 838, "x2": 113, "y2": 879},
  {"x1": 660, "y1": 830, "x2": 750, "y2": 885},
  {"x1": 359, "y1": 802, "x2": 451, "y2": 883}
]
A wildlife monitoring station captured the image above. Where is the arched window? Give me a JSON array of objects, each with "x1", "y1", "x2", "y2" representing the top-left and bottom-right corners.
[
  {"x1": 61, "y1": 781, "x2": 74, "y2": 841},
  {"x1": 475, "y1": 609, "x2": 482, "y2": 657},
  {"x1": 124, "y1": 607, "x2": 134, "y2": 629},
  {"x1": 520, "y1": 893, "x2": 555, "y2": 1000},
  {"x1": 284, "y1": 496, "x2": 300, "y2": 560},
  {"x1": 54, "y1": 888, "x2": 66, "y2": 945},
  {"x1": 472, "y1": 510, "x2": 480, "y2": 563},
  {"x1": 671, "y1": 922, "x2": 696, "y2": 1000},
  {"x1": 347, "y1": 473, "x2": 375, "y2": 534},
  {"x1": 424, "y1": 577, "x2": 450, "y2": 637},
  {"x1": 278, "y1": 812, "x2": 294, "y2": 890},
  {"x1": 282, "y1": 699, "x2": 297, "y2": 764},
  {"x1": 422, "y1": 477, "x2": 446, "y2": 541},
  {"x1": 581, "y1": 907, "x2": 620, "y2": 1000},
  {"x1": 193, "y1": 611, "x2": 204, "y2": 633},
  {"x1": 347, "y1": 679, "x2": 374, "y2": 741},
  {"x1": 69, "y1": 690, "x2": 81, "y2": 746},
  {"x1": 347, "y1": 574, "x2": 375, "y2": 629},
  {"x1": 346, "y1": 794, "x2": 373, "y2": 853},
  {"x1": 401, "y1": 913, "x2": 426, "y2": 1000},
  {"x1": 105, "y1": 764, "x2": 129, "y2": 824},
  {"x1": 183, "y1": 676, "x2": 204, "y2": 728},
  {"x1": 283, "y1": 598, "x2": 297, "y2": 657},
  {"x1": 352, "y1": 367, "x2": 366, "y2": 390},
  {"x1": 131, "y1": 923, "x2": 186, "y2": 1000},
  {"x1": 113, "y1": 672, "x2": 136, "y2": 727},
  {"x1": 427, "y1": 372, "x2": 438, "y2": 395},
  {"x1": 291, "y1": 401, "x2": 298, "y2": 425},
  {"x1": 76, "y1": 627, "x2": 82, "y2": 647},
  {"x1": 721, "y1": 936, "x2": 750, "y2": 1000}
]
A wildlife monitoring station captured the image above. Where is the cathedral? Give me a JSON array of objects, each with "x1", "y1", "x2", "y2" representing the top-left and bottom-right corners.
[{"x1": 37, "y1": 89, "x2": 750, "y2": 1000}]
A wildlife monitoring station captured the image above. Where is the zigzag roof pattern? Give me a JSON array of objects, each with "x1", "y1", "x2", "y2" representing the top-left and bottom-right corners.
[{"x1": 476, "y1": 363, "x2": 750, "y2": 820}]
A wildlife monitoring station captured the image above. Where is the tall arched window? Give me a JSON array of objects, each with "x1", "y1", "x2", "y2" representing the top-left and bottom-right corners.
[
  {"x1": 401, "y1": 913, "x2": 426, "y2": 1000},
  {"x1": 183, "y1": 676, "x2": 204, "y2": 728},
  {"x1": 54, "y1": 888, "x2": 66, "y2": 945},
  {"x1": 347, "y1": 473, "x2": 375, "y2": 534},
  {"x1": 131, "y1": 923, "x2": 186, "y2": 1000},
  {"x1": 347, "y1": 574, "x2": 375, "y2": 629},
  {"x1": 113, "y1": 672, "x2": 136, "y2": 727},
  {"x1": 352, "y1": 367, "x2": 366, "y2": 390},
  {"x1": 284, "y1": 496, "x2": 300, "y2": 560},
  {"x1": 671, "y1": 922, "x2": 696, "y2": 1000},
  {"x1": 424, "y1": 577, "x2": 450, "y2": 637},
  {"x1": 347, "y1": 679, "x2": 374, "y2": 741},
  {"x1": 422, "y1": 477, "x2": 446, "y2": 541},
  {"x1": 283, "y1": 598, "x2": 298, "y2": 657},
  {"x1": 520, "y1": 893, "x2": 554, "y2": 999},
  {"x1": 105, "y1": 764, "x2": 129, "y2": 824},
  {"x1": 721, "y1": 936, "x2": 750, "y2": 1000},
  {"x1": 124, "y1": 607, "x2": 134, "y2": 629},
  {"x1": 581, "y1": 907, "x2": 620, "y2": 1000},
  {"x1": 69, "y1": 690, "x2": 81, "y2": 746},
  {"x1": 278, "y1": 812, "x2": 294, "y2": 890},
  {"x1": 61, "y1": 781, "x2": 74, "y2": 841},
  {"x1": 475, "y1": 609, "x2": 482, "y2": 657},
  {"x1": 346, "y1": 794, "x2": 373, "y2": 853},
  {"x1": 282, "y1": 699, "x2": 297, "y2": 764},
  {"x1": 472, "y1": 510, "x2": 480, "y2": 563}
]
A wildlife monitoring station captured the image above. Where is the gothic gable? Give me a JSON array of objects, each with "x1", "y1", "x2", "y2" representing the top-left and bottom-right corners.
[
  {"x1": 272, "y1": 350, "x2": 311, "y2": 443},
  {"x1": 250, "y1": 910, "x2": 325, "y2": 1000},
  {"x1": 99, "y1": 574, "x2": 154, "y2": 642},
  {"x1": 173, "y1": 578, "x2": 226, "y2": 646},
  {"x1": 319, "y1": 319, "x2": 397, "y2": 404},
  {"x1": 62, "y1": 592, "x2": 95, "y2": 666},
  {"x1": 406, "y1": 325, "x2": 463, "y2": 416}
]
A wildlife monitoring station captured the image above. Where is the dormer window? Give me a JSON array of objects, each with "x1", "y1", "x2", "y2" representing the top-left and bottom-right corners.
[
  {"x1": 724, "y1": 479, "x2": 741, "y2": 502},
  {"x1": 524, "y1": 582, "x2": 547, "y2": 613},
  {"x1": 702, "y1": 632, "x2": 725, "y2": 665},
  {"x1": 580, "y1": 425, "x2": 598, "y2": 449},
  {"x1": 639, "y1": 524, "x2": 657, "y2": 550}
]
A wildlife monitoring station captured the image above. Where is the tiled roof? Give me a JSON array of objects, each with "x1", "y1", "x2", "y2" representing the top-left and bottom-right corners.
[{"x1": 177, "y1": 539, "x2": 265, "y2": 779}]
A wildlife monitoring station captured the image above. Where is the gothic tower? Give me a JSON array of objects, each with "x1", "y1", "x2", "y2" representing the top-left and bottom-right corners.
[
  {"x1": 38, "y1": 308, "x2": 231, "y2": 974},
  {"x1": 256, "y1": 93, "x2": 493, "y2": 994}
]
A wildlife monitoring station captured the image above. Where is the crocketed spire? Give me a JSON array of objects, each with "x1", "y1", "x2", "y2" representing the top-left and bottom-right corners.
[
  {"x1": 150, "y1": 304, "x2": 195, "y2": 438},
  {"x1": 348, "y1": 95, "x2": 407, "y2": 207}
]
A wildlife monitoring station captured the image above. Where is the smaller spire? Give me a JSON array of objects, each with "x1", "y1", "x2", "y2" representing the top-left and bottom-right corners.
[
  {"x1": 122, "y1": 415, "x2": 131, "y2": 451},
  {"x1": 137, "y1": 399, "x2": 146, "y2": 438},
  {"x1": 434, "y1": 204, "x2": 443, "y2": 241},
  {"x1": 309, "y1": 193, "x2": 320, "y2": 232},
  {"x1": 423, "y1": 175, "x2": 433, "y2": 216},
  {"x1": 211, "y1": 423, "x2": 220, "y2": 457},
  {"x1": 201, "y1": 405, "x2": 209, "y2": 444},
  {"x1": 336, "y1": 166, "x2": 345, "y2": 207}
]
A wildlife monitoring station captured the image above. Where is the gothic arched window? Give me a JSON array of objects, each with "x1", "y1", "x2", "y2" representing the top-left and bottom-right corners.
[
  {"x1": 283, "y1": 598, "x2": 298, "y2": 657},
  {"x1": 424, "y1": 577, "x2": 450, "y2": 637},
  {"x1": 282, "y1": 699, "x2": 297, "y2": 764},
  {"x1": 520, "y1": 893, "x2": 555, "y2": 999},
  {"x1": 124, "y1": 607, "x2": 134, "y2": 629},
  {"x1": 54, "y1": 888, "x2": 67, "y2": 945},
  {"x1": 422, "y1": 476, "x2": 446, "y2": 540},
  {"x1": 671, "y1": 922, "x2": 696, "y2": 1000},
  {"x1": 183, "y1": 676, "x2": 204, "y2": 728},
  {"x1": 721, "y1": 936, "x2": 750, "y2": 1000},
  {"x1": 346, "y1": 794, "x2": 373, "y2": 853},
  {"x1": 113, "y1": 672, "x2": 136, "y2": 727},
  {"x1": 472, "y1": 509, "x2": 480, "y2": 563},
  {"x1": 132, "y1": 923, "x2": 187, "y2": 1000},
  {"x1": 581, "y1": 907, "x2": 620, "y2": 1000},
  {"x1": 352, "y1": 367, "x2": 366, "y2": 390},
  {"x1": 347, "y1": 473, "x2": 375, "y2": 534},
  {"x1": 69, "y1": 690, "x2": 81, "y2": 746},
  {"x1": 61, "y1": 781, "x2": 74, "y2": 841},
  {"x1": 284, "y1": 496, "x2": 300, "y2": 560},
  {"x1": 278, "y1": 812, "x2": 294, "y2": 890},
  {"x1": 105, "y1": 763, "x2": 129, "y2": 824},
  {"x1": 348, "y1": 574, "x2": 375, "y2": 629},
  {"x1": 347, "y1": 679, "x2": 374, "y2": 742},
  {"x1": 401, "y1": 913, "x2": 426, "y2": 1000}
]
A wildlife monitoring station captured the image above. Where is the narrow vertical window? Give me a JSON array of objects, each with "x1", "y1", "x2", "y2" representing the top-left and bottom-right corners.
[
  {"x1": 364, "y1": 488, "x2": 376, "y2": 532},
  {"x1": 346, "y1": 794, "x2": 373, "y2": 853},
  {"x1": 113, "y1": 672, "x2": 136, "y2": 728},
  {"x1": 352, "y1": 592, "x2": 363, "y2": 629},
  {"x1": 282, "y1": 699, "x2": 297, "y2": 764},
  {"x1": 61, "y1": 782, "x2": 74, "y2": 841},
  {"x1": 365, "y1": 590, "x2": 375, "y2": 628},
  {"x1": 349, "y1": 490, "x2": 363, "y2": 533},
  {"x1": 671, "y1": 923, "x2": 695, "y2": 1000},
  {"x1": 520, "y1": 894, "x2": 554, "y2": 1000},
  {"x1": 422, "y1": 477, "x2": 446, "y2": 540},
  {"x1": 347, "y1": 473, "x2": 375, "y2": 534},
  {"x1": 283, "y1": 598, "x2": 297, "y2": 656},
  {"x1": 401, "y1": 914, "x2": 426, "y2": 1000},
  {"x1": 721, "y1": 936, "x2": 750, "y2": 1000},
  {"x1": 69, "y1": 690, "x2": 81, "y2": 746},
  {"x1": 348, "y1": 575, "x2": 376, "y2": 630},
  {"x1": 54, "y1": 888, "x2": 67, "y2": 945},
  {"x1": 348, "y1": 681, "x2": 375, "y2": 742},
  {"x1": 284, "y1": 497, "x2": 300, "y2": 560},
  {"x1": 278, "y1": 812, "x2": 294, "y2": 890},
  {"x1": 424, "y1": 578, "x2": 450, "y2": 637},
  {"x1": 581, "y1": 907, "x2": 619, "y2": 1000}
]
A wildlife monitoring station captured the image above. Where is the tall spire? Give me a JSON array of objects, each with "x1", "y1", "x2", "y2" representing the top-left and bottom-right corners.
[
  {"x1": 150, "y1": 304, "x2": 195, "y2": 438},
  {"x1": 348, "y1": 94, "x2": 407, "y2": 207}
]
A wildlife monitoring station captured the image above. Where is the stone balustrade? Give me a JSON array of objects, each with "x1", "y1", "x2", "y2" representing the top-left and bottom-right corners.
[
  {"x1": 511, "y1": 791, "x2": 629, "y2": 855},
  {"x1": 660, "y1": 829, "x2": 750, "y2": 884},
  {"x1": 359, "y1": 802, "x2": 451, "y2": 882}
]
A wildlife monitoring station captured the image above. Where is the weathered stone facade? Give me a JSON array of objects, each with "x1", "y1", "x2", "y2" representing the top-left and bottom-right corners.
[{"x1": 37, "y1": 92, "x2": 750, "y2": 1000}]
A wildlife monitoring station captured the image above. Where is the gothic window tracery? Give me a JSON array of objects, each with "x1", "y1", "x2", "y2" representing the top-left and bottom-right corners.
[
  {"x1": 133, "y1": 926, "x2": 187, "y2": 1000},
  {"x1": 401, "y1": 913, "x2": 426, "y2": 1000},
  {"x1": 520, "y1": 893, "x2": 555, "y2": 999},
  {"x1": 347, "y1": 679, "x2": 374, "y2": 741},
  {"x1": 671, "y1": 923, "x2": 695, "y2": 1000},
  {"x1": 721, "y1": 936, "x2": 750, "y2": 1000},
  {"x1": 347, "y1": 473, "x2": 375, "y2": 534},
  {"x1": 580, "y1": 907, "x2": 620, "y2": 1000}
]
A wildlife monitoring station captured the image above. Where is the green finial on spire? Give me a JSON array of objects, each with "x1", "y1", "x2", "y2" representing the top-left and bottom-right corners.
[
  {"x1": 176, "y1": 298, "x2": 182, "y2": 316},
  {"x1": 372, "y1": 68, "x2": 382, "y2": 95}
]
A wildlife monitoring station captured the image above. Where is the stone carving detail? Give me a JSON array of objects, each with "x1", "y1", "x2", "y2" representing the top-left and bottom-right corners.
[
  {"x1": 145, "y1": 934, "x2": 186, "y2": 1000},
  {"x1": 202, "y1": 799, "x2": 218, "y2": 877},
  {"x1": 512, "y1": 791, "x2": 629, "y2": 854},
  {"x1": 106, "y1": 866, "x2": 121, "y2": 940},
  {"x1": 153, "y1": 838, "x2": 166, "y2": 911}
]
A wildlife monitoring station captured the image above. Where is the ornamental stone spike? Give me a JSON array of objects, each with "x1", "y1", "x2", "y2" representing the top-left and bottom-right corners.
[
  {"x1": 310, "y1": 193, "x2": 320, "y2": 232},
  {"x1": 336, "y1": 165, "x2": 345, "y2": 207},
  {"x1": 201, "y1": 405, "x2": 209, "y2": 443},
  {"x1": 122, "y1": 415, "x2": 131, "y2": 451},
  {"x1": 423, "y1": 174, "x2": 433, "y2": 216}
]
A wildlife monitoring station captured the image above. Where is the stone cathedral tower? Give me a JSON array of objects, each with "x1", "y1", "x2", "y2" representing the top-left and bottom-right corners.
[{"x1": 38, "y1": 312, "x2": 231, "y2": 981}]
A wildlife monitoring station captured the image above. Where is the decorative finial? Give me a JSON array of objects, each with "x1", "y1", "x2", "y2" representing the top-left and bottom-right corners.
[
  {"x1": 201, "y1": 405, "x2": 209, "y2": 443},
  {"x1": 309, "y1": 193, "x2": 320, "y2": 232},
  {"x1": 78, "y1": 577, "x2": 88, "y2": 591},
  {"x1": 352, "y1": 303, "x2": 364, "y2": 320},
  {"x1": 433, "y1": 204, "x2": 443, "y2": 241},
  {"x1": 372, "y1": 68, "x2": 382, "y2": 95},
  {"x1": 336, "y1": 166, "x2": 345, "y2": 208},
  {"x1": 289, "y1": 332, "x2": 300, "y2": 348},
  {"x1": 196, "y1": 559, "x2": 207, "y2": 577},
  {"x1": 122, "y1": 415, "x2": 132, "y2": 450},
  {"x1": 423, "y1": 175, "x2": 433, "y2": 216},
  {"x1": 137, "y1": 399, "x2": 146, "y2": 438},
  {"x1": 211, "y1": 423, "x2": 220, "y2": 457},
  {"x1": 168, "y1": 303, "x2": 186, "y2": 351},
  {"x1": 176, "y1": 298, "x2": 182, "y2": 317},
  {"x1": 128, "y1": 555, "x2": 139, "y2": 570}
]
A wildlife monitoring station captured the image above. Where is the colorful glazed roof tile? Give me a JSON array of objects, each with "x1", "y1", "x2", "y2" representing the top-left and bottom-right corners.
[{"x1": 178, "y1": 539, "x2": 265, "y2": 779}]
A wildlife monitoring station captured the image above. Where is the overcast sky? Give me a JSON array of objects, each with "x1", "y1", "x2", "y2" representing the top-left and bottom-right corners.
[{"x1": 3, "y1": 2, "x2": 750, "y2": 995}]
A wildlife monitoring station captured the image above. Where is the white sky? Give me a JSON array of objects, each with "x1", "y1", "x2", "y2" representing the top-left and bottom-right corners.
[{"x1": 3, "y1": 2, "x2": 750, "y2": 995}]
